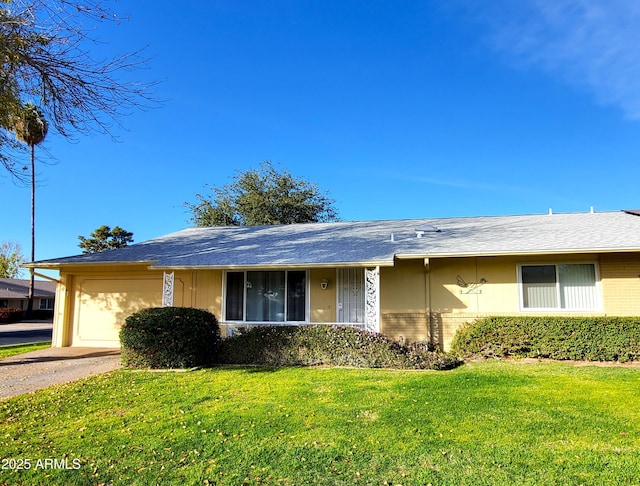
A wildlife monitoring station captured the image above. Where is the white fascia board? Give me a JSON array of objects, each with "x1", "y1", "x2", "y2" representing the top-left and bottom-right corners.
[
  {"x1": 394, "y1": 247, "x2": 640, "y2": 259},
  {"x1": 22, "y1": 260, "x2": 156, "y2": 270},
  {"x1": 151, "y1": 260, "x2": 396, "y2": 271}
]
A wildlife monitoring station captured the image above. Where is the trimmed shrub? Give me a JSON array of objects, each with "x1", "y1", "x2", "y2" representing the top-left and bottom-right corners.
[
  {"x1": 216, "y1": 325, "x2": 462, "y2": 370},
  {"x1": 120, "y1": 307, "x2": 220, "y2": 369},
  {"x1": 0, "y1": 308, "x2": 23, "y2": 324},
  {"x1": 451, "y1": 316, "x2": 640, "y2": 362}
]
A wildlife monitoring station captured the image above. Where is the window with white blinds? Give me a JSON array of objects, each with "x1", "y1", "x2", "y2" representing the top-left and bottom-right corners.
[{"x1": 520, "y1": 263, "x2": 599, "y2": 310}]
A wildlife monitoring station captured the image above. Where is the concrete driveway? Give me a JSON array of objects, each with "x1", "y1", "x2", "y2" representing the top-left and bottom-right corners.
[{"x1": 0, "y1": 347, "x2": 121, "y2": 400}]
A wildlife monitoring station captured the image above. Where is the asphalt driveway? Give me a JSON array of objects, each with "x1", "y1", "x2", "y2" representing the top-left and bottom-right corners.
[
  {"x1": 0, "y1": 321, "x2": 53, "y2": 346},
  {"x1": 0, "y1": 347, "x2": 121, "y2": 400}
]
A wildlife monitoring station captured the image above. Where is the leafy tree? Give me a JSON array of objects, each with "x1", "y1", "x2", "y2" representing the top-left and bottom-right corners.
[
  {"x1": 0, "y1": 0, "x2": 157, "y2": 181},
  {"x1": 78, "y1": 225, "x2": 134, "y2": 253},
  {"x1": 12, "y1": 103, "x2": 48, "y2": 316},
  {"x1": 0, "y1": 241, "x2": 24, "y2": 278},
  {"x1": 187, "y1": 161, "x2": 340, "y2": 226}
]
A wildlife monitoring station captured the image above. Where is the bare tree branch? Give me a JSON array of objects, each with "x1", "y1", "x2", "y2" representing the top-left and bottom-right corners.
[{"x1": 0, "y1": 0, "x2": 160, "y2": 181}]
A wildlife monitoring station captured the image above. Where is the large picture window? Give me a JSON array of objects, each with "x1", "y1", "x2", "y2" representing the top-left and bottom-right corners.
[
  {"x1": 225, "y1": 270, "x2": 306, "y2": 322},
  {"x1": 520, "y1": 263, "x2": 599, "y2": 310}
]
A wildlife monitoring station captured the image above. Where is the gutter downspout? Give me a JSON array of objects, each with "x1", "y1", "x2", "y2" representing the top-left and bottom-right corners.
[{"x1": 424, "y1": 258, "x2": 432, "y2": 347}]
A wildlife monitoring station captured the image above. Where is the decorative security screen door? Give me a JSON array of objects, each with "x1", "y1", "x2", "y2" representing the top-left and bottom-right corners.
[
  {"x1": 337, "y1": 268, "x2": 365, "y2": 324},
  {"x1": 337, "y1": 267, "x2": 379, "y2": 332}
]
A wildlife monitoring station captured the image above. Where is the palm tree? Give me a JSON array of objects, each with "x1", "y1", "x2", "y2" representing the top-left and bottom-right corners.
[{"x1": 13, "y1": 103, "x2": 48, "y2": 318}]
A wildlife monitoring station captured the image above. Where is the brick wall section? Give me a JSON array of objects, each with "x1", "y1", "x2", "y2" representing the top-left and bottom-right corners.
[
  {"x1": 599, "y1": 253, "x2": 640, "y2": 315},
  {"x1": 430, "y1": 312, "x2": 521, "y2": 350},
  {"x1": 381, "y1": 312, "x2": 429, "y2": 344}
]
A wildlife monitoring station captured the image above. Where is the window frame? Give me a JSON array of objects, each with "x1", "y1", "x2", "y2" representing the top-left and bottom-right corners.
[
  {"x1": 222, "y1": 269, "x2": 309, "y2": 323},
  {"x1": 517, "y1": 262, "x2": 601, "y2": 312},
  {"x1": 39, "y1": 298, "x2": 54, "y2": 310}
]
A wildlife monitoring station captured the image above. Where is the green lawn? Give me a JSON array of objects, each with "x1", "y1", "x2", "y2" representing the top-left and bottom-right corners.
[
  {"x1": 0, "y1": 342, "x2": 50, "y2": 359},
  {"x1": 1, "y1": 361, "x2": 639, "y2": 485}
]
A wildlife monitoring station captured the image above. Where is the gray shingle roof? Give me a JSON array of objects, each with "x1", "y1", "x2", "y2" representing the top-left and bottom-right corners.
[
  {"x1": 29, "y1": 210, "x2": 640, "y2": 269},
  {"x1": 0, "y1": 278, "x2": 56, "y2": 299}
]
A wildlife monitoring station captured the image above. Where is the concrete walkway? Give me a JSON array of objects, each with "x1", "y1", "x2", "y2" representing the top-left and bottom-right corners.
[{"x1": 0, "y1": 347, "x2": 121, "y2": 400}]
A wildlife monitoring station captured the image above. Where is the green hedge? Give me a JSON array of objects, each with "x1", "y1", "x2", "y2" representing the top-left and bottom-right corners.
[
  {"x1": 451, "y1": 316, "x2": 640, "y2": 362},
  {"x1": 217, "y1": 325, "x2": 462, "y2": 370},
  {"x1": 0, "y1": 308, "x2": 23, "y2": 323},
  {"x1": 120, "y1": 307, "x2": 220, "y2": 369}
]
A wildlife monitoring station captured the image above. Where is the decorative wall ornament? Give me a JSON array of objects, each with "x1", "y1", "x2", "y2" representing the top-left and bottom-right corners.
[
  {"x1": 364, "y1": 266, "x2": 380, "y2": 332},
  {"x1": 456, "y1": 274, "x2": 487, "y2": 294},
  {"x1": 162, "y1": 271, "x2": 175, "y2": 307}
]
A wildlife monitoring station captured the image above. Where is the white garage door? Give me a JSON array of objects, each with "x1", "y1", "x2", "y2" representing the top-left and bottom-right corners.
[{"x1": 73, "y1": 277, "x2": 165, "y2": 347}]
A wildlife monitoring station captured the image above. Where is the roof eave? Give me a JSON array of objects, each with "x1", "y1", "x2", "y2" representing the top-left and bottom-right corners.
[
  {"x1": 22, "y1": 260, "x2": 157, "y2": 269},
  {"x1": 395, "y1": 247, "x2": 640, "y2": 259},
  {"x1": 23, "y1": 259, "x2": 396, "y2": 271},
  {"x1": 152, "y1": 260, "x2": 395, "y2": 270}
]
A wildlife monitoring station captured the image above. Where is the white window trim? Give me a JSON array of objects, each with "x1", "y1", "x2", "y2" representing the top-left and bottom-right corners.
[
  {"x1": 517, "y1": 262, "x2": 602, "y2": 312},
  {"x1": 222, "y1": 270, "x2": 310, "y2": 324}
]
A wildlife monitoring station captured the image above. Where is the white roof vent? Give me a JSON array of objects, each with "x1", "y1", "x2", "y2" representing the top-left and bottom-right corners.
[{"x1": 415, "y1": 224, "x2": 440, "y2": 238}]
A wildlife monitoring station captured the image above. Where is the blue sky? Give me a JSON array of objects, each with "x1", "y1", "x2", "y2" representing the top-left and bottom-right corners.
[{"x1": 3, "y1": 0, "x2": 640, "y2": 265}]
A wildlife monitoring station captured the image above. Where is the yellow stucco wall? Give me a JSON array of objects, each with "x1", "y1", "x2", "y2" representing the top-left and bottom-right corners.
[
  {"x1": 380, "y1": 259, "x2": 426, "y2": 313},
  {"x1": 309, "y1": 268, "x2": 336, "y2": 323},
  {"x1": 421, "y1": 252, "x2": 640, "y2": 349},
  {"x1": 193, "y1": 270, "x2": 223, "y2": 317},
  {"x1": 51, "y1": 252, "x2": 640, "y2": 349},
  {"x1": 52, "y1": 273, "x2": 72, "y2": 347},
  {"x1": 55, "y1": 267, "x2": 231, "y2": 346},
  {"x1": 380, "y1": 259, "x2": 429, "y2": 343},
  {"x1": 56, "y1": 265, "x2": 172, "y2": 347},
  {"x1": 599, "y1": 253, "x2": 640, "y2": 315}
]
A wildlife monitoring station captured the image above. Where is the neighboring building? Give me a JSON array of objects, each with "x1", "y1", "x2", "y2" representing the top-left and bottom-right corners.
[
  {"x1": 0, "y1": 278, "x2": 56, "y2": 313},
  {"x1": 27, "y1": 210, "x2": 640, "y2": 350}
]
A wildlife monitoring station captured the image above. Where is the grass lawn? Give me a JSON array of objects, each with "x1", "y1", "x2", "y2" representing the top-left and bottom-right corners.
[
  {"x1": 0, "y1": 342, "x2": 51, "y2": 360},
  {"x1": 1, "y1": 361, "x2": 639, "y2": 485}
]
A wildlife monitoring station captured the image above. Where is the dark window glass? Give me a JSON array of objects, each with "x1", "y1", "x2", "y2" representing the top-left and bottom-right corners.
[
  {"x1": 287, "y1": 271, "x2": 306, "y2": 321},
  {"x1": 225, "y1": 272, "x2": 244, "y2": 320},
  {"x1": 522, "y1": 265, "x2": 556, "y2": 284},
  {"x1": 246, "y1": 271, "x2": 285, "y2": 322},
  {"x1": 227, "y1": 270, "x2": 307, "y2": 321}
]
